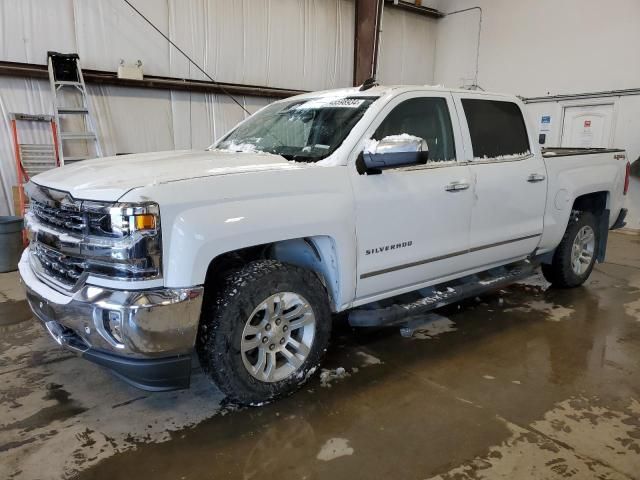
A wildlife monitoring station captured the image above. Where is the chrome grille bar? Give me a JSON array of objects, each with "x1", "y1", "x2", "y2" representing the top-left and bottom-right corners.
[{"x1": 31, "y1": 242, "x2": 88, "y2": 288}]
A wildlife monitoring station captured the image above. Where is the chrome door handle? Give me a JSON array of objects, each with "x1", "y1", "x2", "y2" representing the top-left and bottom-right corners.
[
  {"x1": 527, "y1": 173, "x2": 546, "y2": 183},
  {"x1": 445, "y1": 181, "x2": 470, "y2": 192}
]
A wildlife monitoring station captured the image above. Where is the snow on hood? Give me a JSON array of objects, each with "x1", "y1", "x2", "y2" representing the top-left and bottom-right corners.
[{"x1": 31, "y1": 149, "x2": 303, "y2": 201}]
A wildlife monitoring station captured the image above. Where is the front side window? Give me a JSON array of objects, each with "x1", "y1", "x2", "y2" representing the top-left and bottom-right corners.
[
  {"x1": 373, "y1": 97, "x2": 456, "y2": 161},
  {"x1": 461, "y1": 99, "x2": 530, "y2": 159},
  {"x1": 215, "y1": 96, "x2": 377, "y2": 162}
]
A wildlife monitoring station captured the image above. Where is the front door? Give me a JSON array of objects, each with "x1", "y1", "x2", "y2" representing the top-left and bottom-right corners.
[{"x1": 352, "y1": 93, "x2": 474, "y2": 302}]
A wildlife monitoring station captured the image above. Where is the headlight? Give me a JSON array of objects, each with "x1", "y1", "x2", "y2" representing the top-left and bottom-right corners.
[
  {"x1": 26, "y1": 194, "x2": 162, "y2": 282},
  {"x1": 25, "y1": 183, "x2": 163, "y2": 284},
  {"x1": 84, "y1": 202, "x2": 159, "y2": 238},
  {"x1": 81, "y1": 202, "x2": 162, "y2": 280}
]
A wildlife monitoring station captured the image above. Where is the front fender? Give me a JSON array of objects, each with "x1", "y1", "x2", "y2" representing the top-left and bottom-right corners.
[{"x1": 122, "y1": 167, "x2": 356, "y2": 308}]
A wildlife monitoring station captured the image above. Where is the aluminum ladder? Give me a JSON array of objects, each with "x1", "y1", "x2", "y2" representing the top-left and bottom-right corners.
[{"x1": 47, "y1": 51, "x2": 103, "y2": 165}]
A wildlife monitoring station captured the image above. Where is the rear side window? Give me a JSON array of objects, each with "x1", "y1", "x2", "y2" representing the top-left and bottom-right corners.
[
  {"x1": 461, "y1": 99, "x2": 530, "y2": 159},
  {"x1": 373, "y1": 97, "x2": 456, "y2": 161}
]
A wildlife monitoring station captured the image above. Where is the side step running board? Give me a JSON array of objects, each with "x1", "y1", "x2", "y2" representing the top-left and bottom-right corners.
[{"x1": 348, "y1": 260, "x2": 539, "y2": 328}]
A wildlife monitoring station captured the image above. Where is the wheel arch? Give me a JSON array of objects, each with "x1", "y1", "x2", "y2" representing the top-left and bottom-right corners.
[
  {"x1": 203, "y1": 236, "x2": 343, "y2": 312},
  {"x1": 571, "y1": 190, "x2": 610, "y2": 215},
  {"x1": 570, "y1": 191, "x2": 611, "y2": 263}
]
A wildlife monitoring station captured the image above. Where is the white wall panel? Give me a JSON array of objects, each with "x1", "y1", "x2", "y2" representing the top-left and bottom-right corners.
[
  {"x1": 377, "y1": 7, "x2": 437, "y2": 85},
  {"x1": 1, "y1": 0, "x2": 355, "y2": 90},
  {"x1": 436, "y1": 0, "x2": 640, "y2": 230},
  {"x1": 0, "y1": 76, "x2": 273, "y2": 215},
  {"x1": 0, "y1": 0, "x2": 77, "y2": 64},
  {"x1": 0, "y1": 0, "x2": 356, "y2": 215},
  {"x1": 432, "y1": 8, "x2": 478, "y2": 89},
  {"x1": 74, "y1": 0, "x2": 171, "y2": 76},
  {"x1": 434, "y1": 0, "x2": 640, "y2": 97}
]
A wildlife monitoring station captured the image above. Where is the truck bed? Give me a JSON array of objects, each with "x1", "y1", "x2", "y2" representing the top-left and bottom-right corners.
[
  {"x1": 542, "y1": 147, "x2": 625, "y2": 158},
  {"x1": 537, "y1": 147, "x2": 627, "y2": 253}
]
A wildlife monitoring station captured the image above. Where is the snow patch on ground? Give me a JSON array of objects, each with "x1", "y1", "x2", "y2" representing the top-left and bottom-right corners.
[
  {"x1": 0, "y1": 321, "x2": 226, "y2": 480},
  {"x1": 406, "y1": 315, "x2": 458, "y2": 340},
  {"x1": 515, "y1": 272, "x2": 551, "y2": 290},
  {"x1": 427, "y1": 396, "x2": 640, "y2": 480},
  {"x1": 624, "y1": 298, "x2": 640, "y2": 321},
  {"x1": 316, "y1": 437, "x2": 354, "y2": 461},
  {"x1": 319, "y1": 367, "x2": 350, "y2": 388},
  {"x1": 0, "y1": 272, "x2": 24, "y2": 302},
  {"x1": 355, "y1": 351, "x2": 383, "y2": 367},
  {"x1": 628, "y1": 277, "x2": 640, "y2": 290},
  {"x1": 526, "y1": 300, "x2": 574, "y2": 321},
  {"x1": 506, "y1": 299, "x2": 574, "y2": 322}
]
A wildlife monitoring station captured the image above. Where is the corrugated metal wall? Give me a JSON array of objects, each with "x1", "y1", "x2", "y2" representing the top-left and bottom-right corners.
[
  {"x1": 0, "y1": 1, "x2": 442, "y2": 215},
  {"x1": 0, "y1": 0, "x2": 358, "y2": 215}
]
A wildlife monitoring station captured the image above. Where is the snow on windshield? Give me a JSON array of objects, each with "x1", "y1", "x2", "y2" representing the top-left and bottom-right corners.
[{"x1": 213, "y1": 95, "x2": 377, "y2": 163}]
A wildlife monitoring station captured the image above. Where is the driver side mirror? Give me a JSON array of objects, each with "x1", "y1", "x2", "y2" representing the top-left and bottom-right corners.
[{"x1": 356, "y1": 135, "x2": 429, "y2": 175}]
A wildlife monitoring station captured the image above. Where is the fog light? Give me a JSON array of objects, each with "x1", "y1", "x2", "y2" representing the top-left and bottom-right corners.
[{"x1": 104, "y1": 310, "x2": 124, "y2": 345}]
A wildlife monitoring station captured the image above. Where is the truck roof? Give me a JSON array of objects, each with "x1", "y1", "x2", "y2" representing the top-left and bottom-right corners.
[{"x1": 287, "y1": 84, "x2": 519, "y2": 102}]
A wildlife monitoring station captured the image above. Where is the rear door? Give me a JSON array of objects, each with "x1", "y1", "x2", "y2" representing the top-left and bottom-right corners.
[{"x1": 453, "y1": 94, "x2": 547, "y2": 269}]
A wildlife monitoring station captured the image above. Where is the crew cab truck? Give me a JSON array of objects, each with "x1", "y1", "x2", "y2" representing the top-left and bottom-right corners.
[{"x1": 19, "y1": 85, "x2": 630, "y2": 405}]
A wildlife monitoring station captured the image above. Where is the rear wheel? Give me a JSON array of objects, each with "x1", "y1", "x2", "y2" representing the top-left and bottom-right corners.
[
  {"x1": 197, "y1": 260, "x2": 331, "y2": 405},
  {"x1": 542, "y1": 211, "x2": 599, "y2": 288}
]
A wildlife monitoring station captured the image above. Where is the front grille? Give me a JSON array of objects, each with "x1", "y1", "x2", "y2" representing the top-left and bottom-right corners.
[
  {"x1": 30, "y1": 199, "x2": 114, "y2": 237},
  {"x1": 31, "y1": 199, "x2": 86, "y2": 233},
  {"x1": 31, "y1": 242, "x2": 87, "y2": 288}
]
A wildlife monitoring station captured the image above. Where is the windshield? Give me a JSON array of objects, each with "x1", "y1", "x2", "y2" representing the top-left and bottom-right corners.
[{"x1": 214, "y1": 96, "x2": 377, "y2": 162}]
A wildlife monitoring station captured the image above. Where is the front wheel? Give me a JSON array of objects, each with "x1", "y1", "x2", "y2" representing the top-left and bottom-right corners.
[
  {"x1": 542, "y1": 211, "x2": 599, "y2": 288},
  {"x1": 197, "y1": 260, "x2": 331, "y2": 405}
]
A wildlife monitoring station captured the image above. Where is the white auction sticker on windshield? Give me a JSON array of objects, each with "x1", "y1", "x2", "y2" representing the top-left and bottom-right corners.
[
  {"x1": 327, "y1": 98, "x2": 365, "y2": 108},
  {"x1": 295, "y1": 97, "x2": 365, "y2": 110}
]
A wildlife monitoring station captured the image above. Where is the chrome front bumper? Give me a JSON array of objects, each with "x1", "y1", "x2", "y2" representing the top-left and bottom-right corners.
[{"x1": 19, "y1": 249, "x2": 204, "y2": 390}]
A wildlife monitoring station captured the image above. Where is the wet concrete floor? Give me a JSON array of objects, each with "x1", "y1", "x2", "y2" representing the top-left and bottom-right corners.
[{"x1": 1, "y1": 232, "x2": 639, "y2": 479}]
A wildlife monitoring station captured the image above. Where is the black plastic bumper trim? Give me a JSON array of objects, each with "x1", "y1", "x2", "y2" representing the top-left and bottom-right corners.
[{"x1": 82, "y1": 349, "x2": 192, "y2": 392}]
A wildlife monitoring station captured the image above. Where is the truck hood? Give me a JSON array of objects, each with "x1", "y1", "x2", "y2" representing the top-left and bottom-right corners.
[{"x1": 31, "y1": 149, "x2": 302, "y2": 201}]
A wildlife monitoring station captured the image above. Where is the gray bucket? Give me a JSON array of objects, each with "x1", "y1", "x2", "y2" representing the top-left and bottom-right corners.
[{"x1": 0, "y1": 216, "x2": 24, "y2": 273}]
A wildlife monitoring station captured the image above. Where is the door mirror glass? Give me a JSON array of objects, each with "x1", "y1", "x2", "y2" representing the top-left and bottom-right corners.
[{"x1": 357, "y1": 135, "x2": 429, "y2": 174}]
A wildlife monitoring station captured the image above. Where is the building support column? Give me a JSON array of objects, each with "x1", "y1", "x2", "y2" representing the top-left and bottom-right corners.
[{"x1": 353, "y1": 0, "x2": 384, "y2": 86}]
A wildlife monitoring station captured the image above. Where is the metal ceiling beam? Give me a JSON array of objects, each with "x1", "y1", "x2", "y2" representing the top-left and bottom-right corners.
[
  {"x1": 0, "y1": 61, "x2": 305, "y2": 99},
  {"x1": 353, "y1": 0, "x2": 384, "y2": 86},
  {"x1": 385, "y1": 1, "x2": 444, "y2": 19}
]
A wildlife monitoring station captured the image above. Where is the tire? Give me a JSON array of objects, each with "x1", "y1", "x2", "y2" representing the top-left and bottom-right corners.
[
  {"x1": 542, "y1": 211, "x2": 599, "y2": 288},
  {"x1": 197, "y1": 260, "x2": 331, "y2": 405}
]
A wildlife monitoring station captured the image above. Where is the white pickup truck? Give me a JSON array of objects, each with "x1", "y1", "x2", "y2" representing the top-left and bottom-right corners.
[{"x1": 20, "y1": 85, "x2": 630, "y2": 405}]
